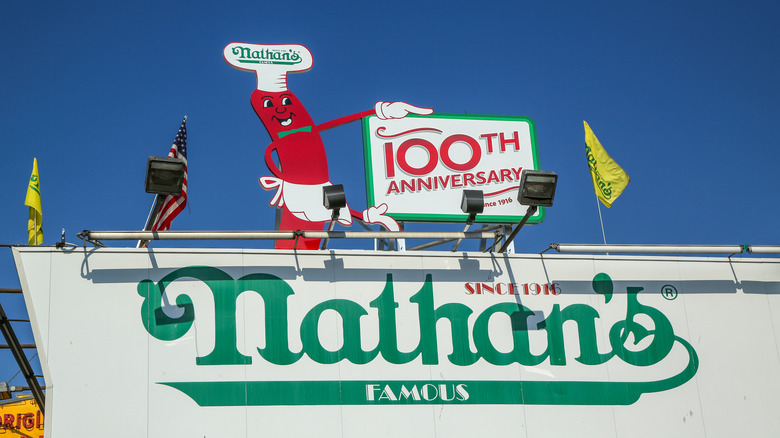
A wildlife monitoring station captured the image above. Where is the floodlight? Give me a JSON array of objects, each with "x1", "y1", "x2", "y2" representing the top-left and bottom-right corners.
[
  {"x1": 322, "y1": 185, "x2": 347, "y2": 250},
  {"x1": 323, "y1": 184, "x2": 347, "y2": 220},
  {"x1": 145, "y1": 156, "x2": 185, "y2": 196},
  {"x1": 518, "y1": 170, "x2": 558, "y2": 207},
  {"x1": 498, "y1": 170, "x2": 558, "y2": 253},
  {"x1": 460, "y1": 190, "x2": 484, "y2": 225}
]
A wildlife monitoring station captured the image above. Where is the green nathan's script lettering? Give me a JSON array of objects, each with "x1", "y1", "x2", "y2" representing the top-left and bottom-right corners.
[
  {"x1": 138, "y1": 268, "x2": 681, "y2": 368},
  {"x1": 139, "y1": 267, "x2": 698, "y2": 406},
  {"x1": 231, "y1": 46, "x2": 302, "y2": 65}
]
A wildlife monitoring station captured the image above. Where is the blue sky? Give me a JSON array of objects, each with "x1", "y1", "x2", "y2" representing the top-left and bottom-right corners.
[{"x1": 0, "y1": 1, "x2": 778, "y2": 388}]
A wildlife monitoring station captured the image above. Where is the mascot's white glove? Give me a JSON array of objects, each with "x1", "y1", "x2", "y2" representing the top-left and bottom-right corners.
[
  {"x1": 375, "y1": 101, "x2": 434, "y2": 120},
  {"x1": 362, "y1": 204, "x2": 400, "y2": 231}
]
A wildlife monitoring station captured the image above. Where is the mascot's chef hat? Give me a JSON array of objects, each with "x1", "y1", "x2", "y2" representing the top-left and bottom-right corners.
[{"x1": 224, "y1": 43, "x2": 313, "y2": 92}]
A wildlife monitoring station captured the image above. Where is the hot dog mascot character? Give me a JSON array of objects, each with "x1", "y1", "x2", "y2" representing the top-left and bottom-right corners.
[{"x1": 224, "y1": 43, "x2": 433, "y2": 249}]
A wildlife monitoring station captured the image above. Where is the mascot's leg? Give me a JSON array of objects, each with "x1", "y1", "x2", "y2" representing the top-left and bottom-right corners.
[{"x1": 276, "y1": 208, "x2": 326, "y2": 250}]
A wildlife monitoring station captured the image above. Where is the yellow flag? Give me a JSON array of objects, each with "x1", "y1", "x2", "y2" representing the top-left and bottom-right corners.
[
  {"x1": 25, "y1": 158, "x2": 43, "y2": 245},
  {"x1": 584, "y1": 121, "x2": 630, "y2": 208}
]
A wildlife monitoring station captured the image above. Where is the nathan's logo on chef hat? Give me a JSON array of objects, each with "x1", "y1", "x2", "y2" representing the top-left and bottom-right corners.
[{"x1": 224, "y1": 42, "x2": 313, "y2": 92}]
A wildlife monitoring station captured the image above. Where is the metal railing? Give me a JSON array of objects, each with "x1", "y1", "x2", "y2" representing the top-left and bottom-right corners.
[
  {"x1": 548, "y1": 243, "x2": 780, "y2": 255},
  {"x1": 39, "y1": 232, "x2": 780, "y2": 256},
  {"x1": 77, "y1": 229, "x2": 505, "y2": 247}
]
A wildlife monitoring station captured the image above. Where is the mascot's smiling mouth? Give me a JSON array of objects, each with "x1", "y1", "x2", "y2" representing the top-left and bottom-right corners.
[{"x1": 274, "y1": 114, "x2": 294, "y2": 127}]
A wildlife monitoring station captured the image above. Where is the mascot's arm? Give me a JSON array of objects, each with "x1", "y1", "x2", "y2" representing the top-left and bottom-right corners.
[
  {"x1": 316, "y1": 102, "x2": 434, "y2": 132},
  {"x1": 264, "y1": 143, "x2": 283, "y2": 178},
  {"x1": 316, "y1": 109, "x2": 376, "y2": 132}
]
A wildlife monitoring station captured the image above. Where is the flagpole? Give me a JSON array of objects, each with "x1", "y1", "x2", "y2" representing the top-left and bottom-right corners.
[
  {"x1": 595, "y1": 195, "x2": 607, "y2": 245},
  {"x1": 583, "y1": 120, "x2": 629, "y2": 251},
  {"x1": 137, "y1": 115, "x2": 188, "y2": 248},
  {"x1": 137, "y1": 195, "x2": 163, "y2": 248}
]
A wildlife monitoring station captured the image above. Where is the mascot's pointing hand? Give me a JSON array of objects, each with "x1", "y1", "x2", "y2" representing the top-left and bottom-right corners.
[{"x1": 375, "y1": 101, "x2": 434, "y2": 120}]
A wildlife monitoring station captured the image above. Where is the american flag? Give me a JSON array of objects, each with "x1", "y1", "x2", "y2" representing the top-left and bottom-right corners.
[{"x1": 150, "y1": 117, "x2": 188, "y2": 231}]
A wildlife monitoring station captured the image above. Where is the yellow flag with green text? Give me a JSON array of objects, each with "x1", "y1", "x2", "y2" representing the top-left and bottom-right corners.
[
  {"x1": 584, "y1": 121, "x2": 630, "y2": 208},
  {"x1": 24, "y1": 158, "x2": 43, "y2": 245}
]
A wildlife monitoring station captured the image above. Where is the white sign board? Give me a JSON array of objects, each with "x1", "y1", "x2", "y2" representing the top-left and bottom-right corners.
[
  {"x1": 13, "y1": 247, "x2": 780, "y2": 437},
  {"x1": 362, "y1": 114, "x2": 542, "y2": 223}
]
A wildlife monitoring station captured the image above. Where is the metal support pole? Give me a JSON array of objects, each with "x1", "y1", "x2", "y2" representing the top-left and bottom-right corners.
[
  {"x1": 137, "y1": 195, "x2": 164, "y2": 248},
  {"x1": 451, "y1": 224, "x2": 471, "y2": 252},
  {"x1": 0, "y1": 303, "x2": 44, "y2": 412},
  {"x1": 321, "y1": 213, "x2": 339, "y2": 250},
  {"x1": 407, "y1": 225, "x2": 503, "y2": 251},
  {"x1": 498, "y1": 205, "x2": 537, "y2": 253}
]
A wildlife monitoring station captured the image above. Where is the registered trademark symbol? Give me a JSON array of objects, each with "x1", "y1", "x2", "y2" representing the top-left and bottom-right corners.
[{"x1": 661, "y1": 284, "x2": 678, "y2": 300}]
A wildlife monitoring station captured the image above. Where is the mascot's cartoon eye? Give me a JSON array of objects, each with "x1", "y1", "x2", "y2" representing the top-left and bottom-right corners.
[
  {"x1": 263, "y1": 99, "x2": 274, "y2": 108},
  {"x1": 281, "y1": 97, "x2": 292, "y2": 106}
]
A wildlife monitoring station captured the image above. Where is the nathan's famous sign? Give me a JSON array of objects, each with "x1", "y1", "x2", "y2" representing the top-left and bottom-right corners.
[
  {"x1": 224, "y1": 42, "x2": 541, "y2": 249},
  {"x1": 139, "y1": 266, "x2": 697, "y2": 407},
  {"x1": 24, "y1": 248, "x2": 780, "y2": 436}
]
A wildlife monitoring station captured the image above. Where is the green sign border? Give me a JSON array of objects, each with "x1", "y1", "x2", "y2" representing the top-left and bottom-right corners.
[{"x1": 361, "y1": 113, "x2": 544, "y2": 224}]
